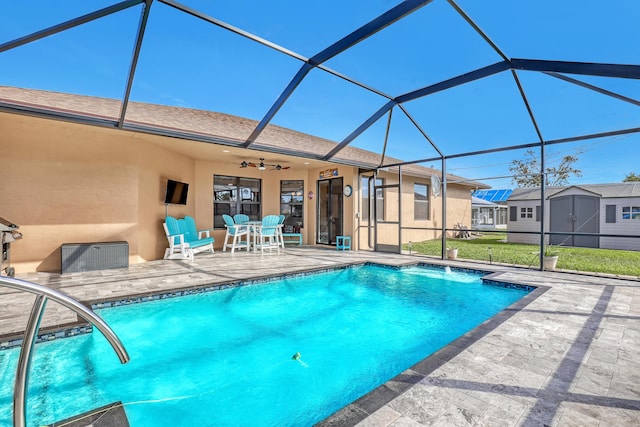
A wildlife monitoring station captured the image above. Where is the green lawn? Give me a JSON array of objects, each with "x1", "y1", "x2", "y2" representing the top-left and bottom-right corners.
[{"x1": 407, "y1": 233, "x2": 640, "y2": 277}]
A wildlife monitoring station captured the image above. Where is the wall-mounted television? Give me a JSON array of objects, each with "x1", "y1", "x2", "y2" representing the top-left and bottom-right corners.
[{"x1": 164, "y1": 179, "x2": 189, "y2": 205}]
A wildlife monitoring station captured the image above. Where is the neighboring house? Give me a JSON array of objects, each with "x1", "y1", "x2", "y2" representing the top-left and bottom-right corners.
[
  {"x1": 471, "y1": 189, "x2": 511, "y2": 230},
  {"x1": 506, "y1": 183, "x2": 640, "y2": 250}
]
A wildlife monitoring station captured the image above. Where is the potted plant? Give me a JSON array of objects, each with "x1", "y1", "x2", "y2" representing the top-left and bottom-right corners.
[
  {"x1": 543, "y1": 245, "x2": 559, "y2": 270},
  {"x1": 446, "y1": 247, "x2": 458, "y2": 260}
]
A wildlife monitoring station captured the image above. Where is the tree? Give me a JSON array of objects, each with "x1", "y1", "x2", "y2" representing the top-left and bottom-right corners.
[
  {"x1": 623, "y1": 172, "x2": 640, "y2": 182},
  {"x1": 510, "y1": 149, "x2": 582, "y2": 188}
]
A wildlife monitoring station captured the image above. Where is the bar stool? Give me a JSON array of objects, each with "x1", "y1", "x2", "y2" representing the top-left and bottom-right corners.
[{"x1": 336, "y1": 236, "x2": 351, "y2": 251}]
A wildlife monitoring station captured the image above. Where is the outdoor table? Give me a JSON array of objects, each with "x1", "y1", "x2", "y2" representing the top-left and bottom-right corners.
[{"x1": 246, "y1": 221, "x2": 262, "y2": 252}]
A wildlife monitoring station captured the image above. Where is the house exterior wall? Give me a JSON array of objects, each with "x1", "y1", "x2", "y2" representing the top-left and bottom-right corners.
[
  {"x1": 355, "y1": 172, "x2": 472, "y2": 250},
  {"x1": 1, "y1": 111, "x2": 478, "y2": 273},
  {"x1": 193, "y1": 160, "x2": 313, "y2": 248},
  {"x1": 1, "y1": 113, "x2": 194, "y2": 273},
  {"x1": 0, "y1": 113, "x2": 364, "y2": 273}
]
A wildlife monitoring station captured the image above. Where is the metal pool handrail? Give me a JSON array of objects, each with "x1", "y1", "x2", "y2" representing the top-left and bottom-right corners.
[{"x1": 0, "y1": 276, "x2": 130, "y2": 427}]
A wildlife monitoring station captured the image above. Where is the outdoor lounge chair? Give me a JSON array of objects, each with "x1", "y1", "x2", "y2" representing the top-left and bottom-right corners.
[
  {"x1": 222, "y1": 214, "x2": 249, "y2": 253},
  {"x1": 163, "y1": 215, "x2": 214, "y2": 261}
]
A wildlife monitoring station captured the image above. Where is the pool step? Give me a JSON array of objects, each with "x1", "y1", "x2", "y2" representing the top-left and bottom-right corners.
[{"x1": 51, "y1": 401, "x2": 129, "y2": 427}]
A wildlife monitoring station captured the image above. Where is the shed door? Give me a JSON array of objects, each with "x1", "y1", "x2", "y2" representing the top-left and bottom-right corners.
[
  {"x1": 573, "y1": 195, "x2": 599, "y2": 248},
  {"x1": 550, "y1": 196, "x2": 573, "y2": 246},
  {"x1": 550, "y1": 195, "x2": 599, "y2": 248}
]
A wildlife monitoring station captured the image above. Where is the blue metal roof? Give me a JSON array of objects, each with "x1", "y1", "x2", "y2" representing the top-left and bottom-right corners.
[{"x1": 472, "y1": 189, "x2": 513, "y2": 203}]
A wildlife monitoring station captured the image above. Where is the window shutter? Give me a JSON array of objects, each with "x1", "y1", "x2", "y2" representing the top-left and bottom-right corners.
[
  {"x1": 606, "y1": 205, "x2": 616, "y2": 223},
  {"x1": 536, "y1": 205, "x2": 541, "y2": 222},
  {"x1": 509, "y1": 206, "x2": 518, "y2": 222}
]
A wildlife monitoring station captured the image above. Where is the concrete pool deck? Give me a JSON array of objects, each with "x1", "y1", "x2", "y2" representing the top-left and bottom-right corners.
[{"x1": 1, "y1": 247, "x2": 639, "y2": 426}]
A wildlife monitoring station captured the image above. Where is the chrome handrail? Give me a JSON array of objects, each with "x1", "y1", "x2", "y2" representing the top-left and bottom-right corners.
[{"x1": 0, "y1": 276, "x2": 130, "y2": 427}]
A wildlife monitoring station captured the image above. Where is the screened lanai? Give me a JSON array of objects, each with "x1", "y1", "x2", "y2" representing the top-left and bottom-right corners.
[{"x1": 1, "y1": 0, "x2": 639, "y2": 273}]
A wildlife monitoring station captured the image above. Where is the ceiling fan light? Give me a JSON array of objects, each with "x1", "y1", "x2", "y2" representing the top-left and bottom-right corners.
[
  {"x1": 240, "y1": 161, "x2": 248, "y2": 168},
  {"x1": 258, "y1": 163, "x2": 266, "y2": 171}
]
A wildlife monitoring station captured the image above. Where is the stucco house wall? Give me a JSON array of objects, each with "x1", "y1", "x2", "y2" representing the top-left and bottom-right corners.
[
  {"x1": 1, "y1": 113, "x2": 378, "y2": 273},
  {"x1": 1, "y1": 88, "x2": 482, "y2": 273},
  {"x1": 355, "y1": 171, "x2": 474, "y2": 250},
  {"x1": 1, "y1": 114, "x2": 196, "y2": 273}
]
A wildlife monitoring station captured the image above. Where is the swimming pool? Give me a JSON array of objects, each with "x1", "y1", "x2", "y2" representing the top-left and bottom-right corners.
[{"x1": 0, "y1": 264, "x2": 530, "y2": 426}]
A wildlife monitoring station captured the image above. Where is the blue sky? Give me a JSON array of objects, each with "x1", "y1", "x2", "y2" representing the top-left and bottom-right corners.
[{"x1": 1, "y1": 0, "x2": 639, "y2": 188}]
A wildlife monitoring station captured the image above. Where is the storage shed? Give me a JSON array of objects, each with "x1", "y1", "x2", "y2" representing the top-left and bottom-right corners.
[{"x1": 506, "y1": 183, "x2": 640, "y2": 250}]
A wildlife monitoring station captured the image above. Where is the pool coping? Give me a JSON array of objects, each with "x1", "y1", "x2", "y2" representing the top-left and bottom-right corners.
[{"x1": 0, "y1": 261, "x2": 546, "y2": 426}]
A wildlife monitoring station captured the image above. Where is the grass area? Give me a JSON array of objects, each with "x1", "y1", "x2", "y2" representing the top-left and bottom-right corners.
[{"x1": 407, "y1": 232, "x2": 640, "y2": 277}]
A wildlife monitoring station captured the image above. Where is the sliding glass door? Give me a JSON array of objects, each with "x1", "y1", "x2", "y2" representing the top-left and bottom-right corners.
[{"x1": 316, "y1": 178, "x2": 343, "y2": 245}]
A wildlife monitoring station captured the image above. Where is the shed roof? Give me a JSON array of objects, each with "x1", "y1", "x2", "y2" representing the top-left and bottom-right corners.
[{"x1": 508, "y1": 183, "x2": 640, "y2": 201}]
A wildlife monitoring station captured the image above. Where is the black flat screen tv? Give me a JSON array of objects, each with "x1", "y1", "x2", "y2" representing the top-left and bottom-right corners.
[{"x1": 164, "y1": 179, "x2": 189, "y2": 205}]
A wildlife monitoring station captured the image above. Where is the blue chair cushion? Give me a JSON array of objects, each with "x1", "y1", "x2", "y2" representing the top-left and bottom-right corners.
[{"x1": 188, "y1": 237, "x2": 214, "y2": 248}]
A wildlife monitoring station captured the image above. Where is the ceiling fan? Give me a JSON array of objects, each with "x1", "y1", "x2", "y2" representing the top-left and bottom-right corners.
[{"x1": 240, "y1": 158, "x2": 290, "y2": 171}]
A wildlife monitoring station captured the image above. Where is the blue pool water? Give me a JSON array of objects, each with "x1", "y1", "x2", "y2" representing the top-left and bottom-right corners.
[{"x1": 0, "y1": 265, "x2": 529, "y2": 426}]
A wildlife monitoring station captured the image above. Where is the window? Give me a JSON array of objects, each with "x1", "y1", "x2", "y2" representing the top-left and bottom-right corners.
[
  {"x1": 280, "y1": 180, "x2": 304, "y2": 232},
  {"x1": 361, "y1": 176, "x2": 384, "y2": 221},
  {"x1": 213, "y1": 175, "x2": 261, "y2": 228},
  {"x1": 535, "y1": 205, "x2": 541, "y2": 222},
  {"x1": 414, "y1": 183, "x2": 429, "y2": 220},
  {"x1": 509, "y1": 206, "x2": 518, "y2": 222},
  {"x1": 520, "y1": 207, "x2": 533, "y2": 219},
  {"x1": 606, "y1": 205, "x2": 616, "y2": 223},
  {"x1": 622, "y1": 206, "x2": 640, "y2": 220}
]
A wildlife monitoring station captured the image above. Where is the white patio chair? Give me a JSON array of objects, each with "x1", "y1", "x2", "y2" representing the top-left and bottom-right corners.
[
  {"x1": 222, "y1": 214, "x2": 249, "y2": 253},
  {"x1": 254, "y1": 215, "x2": 281, "y2": 254}
]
